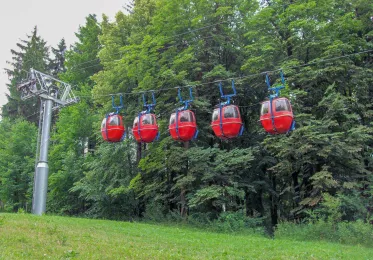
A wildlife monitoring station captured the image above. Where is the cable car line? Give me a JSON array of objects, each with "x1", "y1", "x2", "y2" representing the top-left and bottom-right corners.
[
  {"x1": 19, "y1": 49, "x2": 372, "y2": 125},
  {"x1": 72, "y1": 48, "x2": 372, "y2": 100},
  {"x1": 94, "y1": 49, "x2": 372, "y2": 142},
  {"x1": 18, "y1": 47, "x2": 370, "y2": 138},
  {"x1": 21, "y1": 50, "x2": 373, "y2": 137}
]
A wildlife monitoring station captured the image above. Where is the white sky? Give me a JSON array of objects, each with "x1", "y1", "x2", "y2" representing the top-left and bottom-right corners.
[{"x1": 0, "y1": 0, "x2": 127, "y2": 109}]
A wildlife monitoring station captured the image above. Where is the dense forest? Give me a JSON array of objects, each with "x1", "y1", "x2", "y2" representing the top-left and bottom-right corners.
[{"x1": 1, "y1": 0, "x2": 373, "y2": 234}]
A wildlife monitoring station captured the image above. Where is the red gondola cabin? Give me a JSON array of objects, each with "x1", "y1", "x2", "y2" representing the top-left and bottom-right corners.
[
  {"x1": 169, "y1": 110, "x2": 197, "y2": 141},
  {"x1": 211, "y1": 105, "x2": 243, "y2": 139},
  {"x1": 101, "y1": 114, "x2": 125, "y2": 142},
  {"x1": 132, "y1": 113, "x2": 159, "y2": 143},
  {"x1": 260, "y1": 97, "x2": 294, "y2": 134}
]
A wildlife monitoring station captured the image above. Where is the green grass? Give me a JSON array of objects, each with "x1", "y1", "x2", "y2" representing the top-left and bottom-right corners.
[{"x1": 0, "y1": 213, "x2": 372, "y2": 259}]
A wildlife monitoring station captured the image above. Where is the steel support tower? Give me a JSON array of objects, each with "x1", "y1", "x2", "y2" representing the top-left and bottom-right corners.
[{"x1": 17, "y1": 68, "x2": 79, "y2": 215}]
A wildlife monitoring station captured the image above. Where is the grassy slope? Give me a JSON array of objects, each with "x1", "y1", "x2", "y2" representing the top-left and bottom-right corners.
[{"x1": 0, "y1": 213, "x2": 372, "y2": 260}]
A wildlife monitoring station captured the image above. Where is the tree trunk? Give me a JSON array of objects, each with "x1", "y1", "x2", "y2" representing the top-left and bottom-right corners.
[
  {"x1": 270, "y1": 174, "x2": 278, "y2": 227},
  {"x1": 136, "y1": 142, "x2": 142, "y2": 163}
]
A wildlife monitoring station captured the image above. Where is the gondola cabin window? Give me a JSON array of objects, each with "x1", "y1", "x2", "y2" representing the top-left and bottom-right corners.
[
  {"x1": 275, "y1": 99, "x2": 291, "y2": 112},
  {"x1": 169, "y1": 114, "x2": 176, "y2": 125},
  {"x1": 133, "y1": 117, "x2": 138, "y2": 127},
  {"x1": 212, "y1": 110, "x2": 218, "y2": 121},
  {"x1": 261, "y1": 102, "x2": 269, "y2": 115},
  {"x1": 224, "y1": 106, "x2": 239, "y2": 118},
  {"x1": 109, "y1": 116, "x2": 120, "y2": 126},
  {"x1": 180, "y1": 111, "x2": 194, "y2": 122},
  {"x1": 142, "y1": 114, "x2": 154, "y2": 125}
]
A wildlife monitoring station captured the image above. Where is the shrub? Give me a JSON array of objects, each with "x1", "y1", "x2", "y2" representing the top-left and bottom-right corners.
[
  {"x1": 275, "y1": 220, "x2": 373, "y2": 247},
  {"x1": 206, "y1": 211, "x2": 264, "y2": 235},
  {"x1": 142, "y1": 201, "x2": 167, "y2": 222},
  {"x1": 187, "y1": 212, "x2": 215, "y2": 227}
]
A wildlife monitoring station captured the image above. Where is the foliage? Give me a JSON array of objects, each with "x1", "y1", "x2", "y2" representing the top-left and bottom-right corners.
[
  {"x1": 47, "y1": 15, "x2": 103, "y2": 216},
  {"x1": 210, "y1": 211, "x2": 264, "y2": 233},
  {"x1": 2, "y1": 27, "x2": 49, "y2": 123},
  {"x1": 48, "y1": 99, "x2": 97, "y2": 215},
  {"x1": 49, "y1": 38, "x2": 67, "y2": 77},
  {"x1": 276, "y1": 220, "x2": 373, "y2": 248},
  {"x1": 61, "y1": 14, "x2": 102, "y2": 86},
  {"x1": 70, "y1": 141, "x2": 139, "y2": 220},
  {"x1": 1, "y1": 0, "x2": 373, "y2": 236},
  {"x1": 0, "y1": 119, "x2": 37, "y2": 212}
]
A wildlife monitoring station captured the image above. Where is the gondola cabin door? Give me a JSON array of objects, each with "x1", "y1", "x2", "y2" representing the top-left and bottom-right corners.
[
  {"x1": 211, "y1": 105, "x2": 243, "y2": 139},
  {"x1": 260, "y1": 98, "x2": 294, "y2": 134},
  {"x1": 101, "y1": 114, "x2": 125, "y2": 142},
  {"x1": 210, "y1": 80, "x2": 243, "y2": 139},
  {"x1": 133, "y1": 113, "x2": 159, "y2": 143},
  {"x1": 169, "y1": 110, "x2": 197, "y2": 141}
]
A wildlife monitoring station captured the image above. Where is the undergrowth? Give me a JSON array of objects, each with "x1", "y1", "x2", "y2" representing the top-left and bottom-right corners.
[{"x1": 275, "y1": 220, "x2": 373, "y2": 248}]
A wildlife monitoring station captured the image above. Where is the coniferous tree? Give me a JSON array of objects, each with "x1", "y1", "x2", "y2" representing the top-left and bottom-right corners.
[
  {"x1": 2, "y1": 27, "x2": 49, "y2": 123},
  {"x1": 61, "y1": 14, "x2": 102, "y2": 87},
  {"x1": 49, "y1": 38, "x2": 67, "y2": 77}
]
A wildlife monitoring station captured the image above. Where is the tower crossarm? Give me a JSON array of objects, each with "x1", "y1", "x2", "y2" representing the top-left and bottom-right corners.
[{"x1": 17, "y1": 68, "x2": 79, "y2": 108}]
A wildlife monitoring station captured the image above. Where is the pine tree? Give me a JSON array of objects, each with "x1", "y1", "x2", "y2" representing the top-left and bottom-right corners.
[
  {"x1": 61, "y1": 14, "x2": 102, "y2": 87},
  {"x1": 49, "y1": 38, "x2": 67, "y2": 77},
  {"x1": 2, "y1": 27, "x2": 49, "y2": 122}
]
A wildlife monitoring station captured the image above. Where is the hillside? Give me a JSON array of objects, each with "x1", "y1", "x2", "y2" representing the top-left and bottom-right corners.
[{"x1": 0, "y1": 213, "x2": 372, "y2": 259}]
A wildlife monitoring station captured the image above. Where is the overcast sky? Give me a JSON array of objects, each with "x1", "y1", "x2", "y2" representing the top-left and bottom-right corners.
[{"x1": 0, "y1": 0, "x2": 127, "y2": 109}]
